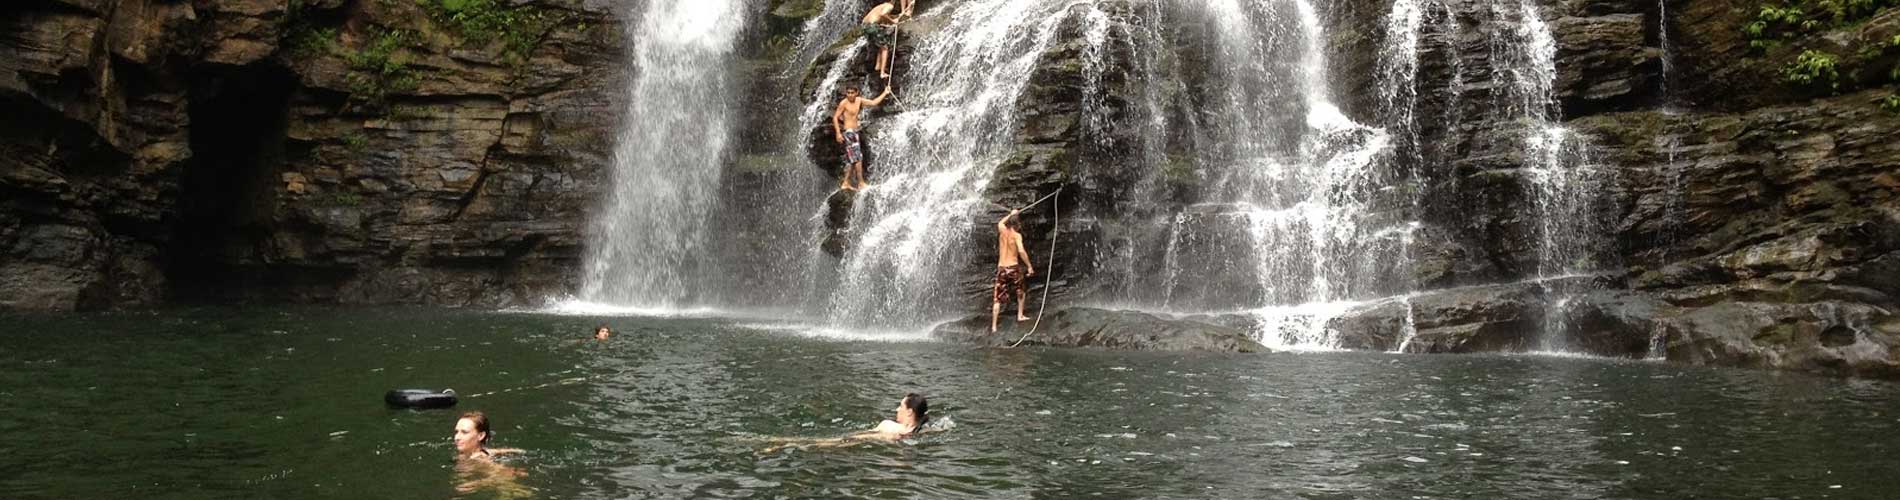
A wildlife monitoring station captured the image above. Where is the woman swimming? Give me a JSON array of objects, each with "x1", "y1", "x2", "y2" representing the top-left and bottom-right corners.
[
  {"x1": 863, "y1": 393, "x2": 929, "y2": 439},
  {"x1": 761, "y1": 393, "x2": 932, "y2": 452},
  {"x1": 453, "y1": 411, "x2": 523, "y2": 461},
  {"x1": 452, "y1": 411, "x2": 530, "y2": 496}
]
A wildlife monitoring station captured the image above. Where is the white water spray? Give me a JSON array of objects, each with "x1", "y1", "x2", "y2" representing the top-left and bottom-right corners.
[{"x1": 579, "y1": 0, "x2": 749, "y2": 308}]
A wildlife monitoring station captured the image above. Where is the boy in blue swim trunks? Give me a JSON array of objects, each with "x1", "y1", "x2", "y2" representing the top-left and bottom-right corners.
[{"x1": 831, "y1": 83, "x2": 894, "y2": 191}]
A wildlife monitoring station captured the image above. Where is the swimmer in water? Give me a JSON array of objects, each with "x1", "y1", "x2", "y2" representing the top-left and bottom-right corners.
[
  {"x1": 594, "y1": 324, "x2": 612, "y2": 341},
  {"x1": 863, "y1": 393, "x2": 930, "y2": 440},
  {"x1": 761, "y1": 393, "x2": 932, "y2": 452},
  {"x1": 454, "y1": 411, "x2": 524, "y2": 462}
]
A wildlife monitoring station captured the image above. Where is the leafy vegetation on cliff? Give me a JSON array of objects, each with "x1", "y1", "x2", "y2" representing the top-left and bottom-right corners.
[
  {"x1": 418, "y1": 0, "x2": 569, "y2": 62},
  {"x1": 1746, "y1": 2, "x2": 1900, "y2": 108},
  {"x1": 344, "y1": 29, "x2": 422, "y2": 108}
]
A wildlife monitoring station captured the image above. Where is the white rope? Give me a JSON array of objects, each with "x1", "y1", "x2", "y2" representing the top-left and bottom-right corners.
[{"x1": 1010, "y1": 186, "x2": 1063, "y2": 348}]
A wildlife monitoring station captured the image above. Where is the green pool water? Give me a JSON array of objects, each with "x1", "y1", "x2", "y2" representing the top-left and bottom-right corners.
[{"x1": 0, "y1": 307, "x2": 1894, "y2": 499}]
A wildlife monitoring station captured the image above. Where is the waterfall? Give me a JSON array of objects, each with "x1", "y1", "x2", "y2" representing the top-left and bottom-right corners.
[
  {"x1": 820, "y1": 0, "x2": 1109, "y2": 330},
  {"x1": 1480, "y1": 0, "x2": 1608, "y2": 350},
  {"x1": 1656, "y1": 0, "x2": 1673, "y2": 99},
  {"x1": 1655, "y1": 0, "x2": 1685, "y2": 258},
  {"x1": 578, "y1": 0, "x2": 749, "y2": 309},
  {"x1": 787, "y1": 0, "x2": 869, "y2": 72},
  {"x1": 1092, "y1": 0, "x2": 1397, "y2": 349}
]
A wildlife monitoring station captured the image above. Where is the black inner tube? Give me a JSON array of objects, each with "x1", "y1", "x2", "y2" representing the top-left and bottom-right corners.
[{"x1": 385, "y1": 389, "x2": 457, "y2": 409}]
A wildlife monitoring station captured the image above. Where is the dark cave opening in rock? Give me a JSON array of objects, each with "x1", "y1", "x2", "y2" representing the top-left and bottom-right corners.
[{"x1": 167, "y1": 66, "x2": 298, "y2": 301}]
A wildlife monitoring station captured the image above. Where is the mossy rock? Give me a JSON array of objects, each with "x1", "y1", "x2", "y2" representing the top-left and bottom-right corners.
[{"x1": 771, "y1": 0, "x2": 828, "y2": 19}]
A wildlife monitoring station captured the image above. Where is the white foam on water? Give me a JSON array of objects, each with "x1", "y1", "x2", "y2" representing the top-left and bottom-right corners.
[
  {"x1": 733, "y1": 323, "x2": 935, "y2": 343},
  {"x1": 532, "y1": 299, "x2": 729, "y2": 318}
]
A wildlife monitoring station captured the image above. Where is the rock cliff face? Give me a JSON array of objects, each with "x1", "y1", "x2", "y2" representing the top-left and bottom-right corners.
[
  {"x1": 1, "y1": 0, "x2": 620, "y2": 310},
  {"x1": 1320, "y1": 0, "x2": 1900, "y2": 377}
]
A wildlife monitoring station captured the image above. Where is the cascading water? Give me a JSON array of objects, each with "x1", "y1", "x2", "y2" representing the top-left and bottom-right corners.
[
  {"x1": 1481, "y1": 0, "x2": 1610, "y2": 350},
  {"x1": 1377, "y1": 0, "x2": 1427, "y2": 351},
  {"x1": 787, "y1": 0, "x2": 870, "y2": 72},
  {"x1": 1149, "y1": 0, "x2": 1400, "y2": 349},
  {"x1": 819, "y1": 0, "x2": 1109, "y2": 330},
  {"x1": 578, "y1": 0, "x2": 749, "y2": 309}
]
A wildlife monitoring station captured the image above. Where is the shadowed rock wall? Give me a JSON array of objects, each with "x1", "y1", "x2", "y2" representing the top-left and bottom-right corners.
[{"x1": 1, "y1": 0, "x2": 622, "y2": 310}]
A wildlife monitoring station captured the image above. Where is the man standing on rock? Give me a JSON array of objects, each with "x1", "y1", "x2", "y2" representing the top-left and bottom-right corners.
[
  {"x1": 992, "y1": 209, "x2": 1035, "y2": 333},
  {"x1": 860, "y1": 1, "x2": 902, "y2": 80},
  {"x1": 832, "y1": 82, "x2": 893, "y2": 191}
]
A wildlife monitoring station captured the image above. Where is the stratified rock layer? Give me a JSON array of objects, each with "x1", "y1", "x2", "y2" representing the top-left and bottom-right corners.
[{"x1": 932, "y1": 307, "x2": 1271, "y2": 353}]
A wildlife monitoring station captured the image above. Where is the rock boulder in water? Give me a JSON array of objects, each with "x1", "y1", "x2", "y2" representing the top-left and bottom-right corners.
[{"x1": 931, "y1": 307, "x2": 1270, "y2": 353}]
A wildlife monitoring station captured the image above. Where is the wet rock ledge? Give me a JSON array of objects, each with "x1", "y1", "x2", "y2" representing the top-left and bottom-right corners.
[{"x1": 932, "y1": 307, "x2": 1271, "y2": 353}]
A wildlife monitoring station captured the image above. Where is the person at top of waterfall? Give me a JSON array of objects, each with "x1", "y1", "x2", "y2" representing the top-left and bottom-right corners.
[
  {"x1": 860, "y1": 1, "x2": 902, "y2": 80},
  {"x1": 991, "y1": 209, "x2": 1035, "y2": 333},
  {"x1": 900, "y1": 0, "x2": 919, "y2": 20},
  {"x1": 831, "y1": 82, "x2": 894, "y2": 191}
]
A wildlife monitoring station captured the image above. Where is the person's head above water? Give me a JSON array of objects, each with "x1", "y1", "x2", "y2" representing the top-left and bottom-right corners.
[
  {"x1": 594, "y1": 324, "x2": 611, "y2": 340},
  {"x1": 897, "y1": 393, "x2": 929, "y2": 429},
  {"x1": 454, "y1": 411, "x2": 492, "y2": 457}
]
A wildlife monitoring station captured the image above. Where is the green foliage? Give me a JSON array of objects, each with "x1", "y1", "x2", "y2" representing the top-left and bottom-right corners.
[
  {"x1": 331, "y1": 191, "x2": 365, "y2": 206},
  {"x1": 763, "y1": 34, "x2": 796, "y2": 60},
  {"x1": 1744, "y1": 0, "x2": 1898, "y2": 53},
  {"x1": 1784, "y1": 50, "x2": 1842, "y2": 91},
  {"x1": 283, "y1": 0, "x2": 337, "y2": 58},
  {"x1": 342, "y1": 132, "x2": 371, "y2": 153},
  {"x1": 417, "y1": 0, "x2": 563, "y2": 62},
  {"x1": 291, "y1": 27, "x2": 339, "y2": 58},
  {"x1": 1882, "y1": 94, "x2": 1900, "y2": 113},
  {"x1": 1160, "y1": 154, "x2": 1196, "y2": 183},
  {"x1": 343, "y1": 29, "x2": 420, "y2": 108},
  {"x1": 387, "y1": 105, "x2": 426, "y2": 122}
]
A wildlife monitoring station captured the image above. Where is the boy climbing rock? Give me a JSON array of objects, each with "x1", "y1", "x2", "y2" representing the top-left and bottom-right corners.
[
  {"x1": 831, "y1": 83, "x2": 894, "y2": 191},
  {"x1": 860, "y1": 1, "x2": 902, "y2": 80}
]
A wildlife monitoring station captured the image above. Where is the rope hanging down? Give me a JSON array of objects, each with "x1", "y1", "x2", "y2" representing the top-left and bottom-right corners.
[{"x1": 1009, "y1": 186, "x2": 1063, "y2": 348}]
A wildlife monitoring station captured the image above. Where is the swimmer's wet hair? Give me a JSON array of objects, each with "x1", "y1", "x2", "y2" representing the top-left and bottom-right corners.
[
  {"x1": 461, "y1": 411, "x2": 492, "y2": 444},
  {"x1": 903, "y1": 393, "x2": 929, "y2": 427}
]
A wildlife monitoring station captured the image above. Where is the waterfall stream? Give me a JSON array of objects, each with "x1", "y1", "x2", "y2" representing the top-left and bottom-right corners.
[{"x1": 578, "y1": 0, "x2": 750, "y2": 310}]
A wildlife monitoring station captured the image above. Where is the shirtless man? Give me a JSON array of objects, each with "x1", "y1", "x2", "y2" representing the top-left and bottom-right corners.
[
  {"x1": 860, "y1": 1, "x2": 901, "y2": 79},
  {"x1": 831, "y1": 83, "x2": 893, "y2": 191},
  {"x1": 992, "y1": 209, "x2": 1035, "y2": 333}
]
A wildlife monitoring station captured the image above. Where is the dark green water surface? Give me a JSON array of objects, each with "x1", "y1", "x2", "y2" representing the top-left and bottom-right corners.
[{"x1": 1, "y1": 307, "x2": 1895, "y2": 499}]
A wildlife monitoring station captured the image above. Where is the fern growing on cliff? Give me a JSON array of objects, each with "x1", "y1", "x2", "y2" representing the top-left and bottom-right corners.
[
  {"x1": 1746, "y1": 0, "x2": 1898, "y2": 53},
  {"x1": 343, "y1": 29, "x2": 421, "y2": 109},
  {"x1": 1784, "y1": 50, "x2": 1843, "y2": 91}
]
